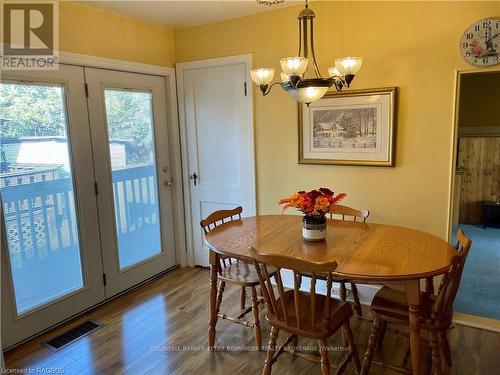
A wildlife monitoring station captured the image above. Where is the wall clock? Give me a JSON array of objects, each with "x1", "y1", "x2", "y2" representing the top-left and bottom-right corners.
[{"x1": 460, "y1": 18, "x2": 500, "y2": 67}]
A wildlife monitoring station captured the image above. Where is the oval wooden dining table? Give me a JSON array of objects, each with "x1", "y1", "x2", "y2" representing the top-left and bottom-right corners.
[{"x1": 205, "y1": 215, "x2": 457, "y2": 375}]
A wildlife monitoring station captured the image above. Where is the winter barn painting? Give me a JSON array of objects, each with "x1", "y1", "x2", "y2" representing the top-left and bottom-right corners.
[
  {"x1": 312, "y1": 108, "x2": 377, "y2": 149},
  {"x1": 299, "y1": 88, "x2": 397, "y2": 166}
]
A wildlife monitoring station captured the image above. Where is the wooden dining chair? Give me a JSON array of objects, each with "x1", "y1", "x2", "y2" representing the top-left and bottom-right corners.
[
  {"x1": 201, "y1": 206, "x2": 269, "y2": 350},
  {"x1": 250, "y1": 248, "x2": 361, "y2": 375},
  {"x1": 329, "y1": 204, "x2": 370, "y2": 317},
  {"x1": 360, "y1": 230, "x2": 472, "y2": 375}
]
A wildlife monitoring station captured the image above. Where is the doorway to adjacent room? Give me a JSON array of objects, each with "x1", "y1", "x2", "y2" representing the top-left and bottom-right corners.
[{"x1": 450, "y1": 70, "x2": 500, "y2": 329}]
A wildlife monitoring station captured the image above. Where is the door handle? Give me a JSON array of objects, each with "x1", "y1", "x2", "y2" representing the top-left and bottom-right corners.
[
  {"x1": 190, "y1": 172, "x2": 198, "y2": 186},
  {"x1": 163, "y1": 180, "x2": 173, "y2": 188}
]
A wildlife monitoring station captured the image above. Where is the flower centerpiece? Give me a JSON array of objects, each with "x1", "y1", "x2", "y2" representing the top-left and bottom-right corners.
[{"x1": 279, "y1": 188, "x2": 346, "y2": 242}]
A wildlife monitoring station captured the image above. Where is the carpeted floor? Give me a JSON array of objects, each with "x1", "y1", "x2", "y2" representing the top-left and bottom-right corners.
[{"x1": 453, "y1": 224, "x2": 500, "y2": 320}]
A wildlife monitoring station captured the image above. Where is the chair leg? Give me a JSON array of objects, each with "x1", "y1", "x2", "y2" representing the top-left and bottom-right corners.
[
  {"x1": 215, "y1": 281, "x2": 225, "y2": 316},
  {"x1": 291, "y1": 334, "x2": 298, "y2": 356},
  {"x1": 438, "y1": 331, "x2": 452, "y2": 369},
  {"x1": 429, "y1": 331, "x2": 442, "y2": 375},
  {"x1": 263, "y1": 327, "x2": 279, "y2": 375},
  {"x1": 208, "y1": 264, "x2": 219, "y2": 350},
  {"x1": 343, "y1": 322, "x2": 361, "y2": 374},
  {"x1": 402, "y1": 346, "x2": 411, "y2": 370},
  {"x1": 240, "y1": 286, "x2": 246, "y2": 310},
  {"x1": 250, "y1": 286, "x2": 262, "y2": 350},
  {"x1": 376, "y1": 320, "x2": 387, "y2": 350},
  {"x1": 339, "y1": 282, "x2": 347, "y2": 302},
  {"x1": 361, "y1": 315, "x2": 383, "y2": 375},
  {"x1": 350, "y1": 283, "x2": 363, "y2": 317},
  {"x1": 319, "y1": 338, "x2": 330, "y2": 375}
]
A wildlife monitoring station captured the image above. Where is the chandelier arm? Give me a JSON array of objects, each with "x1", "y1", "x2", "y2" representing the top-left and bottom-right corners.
[
  {"x1": 330, "y1": 74, "x2": 345, "y2": 82},
  {"x1": 298, "y1": 18, "x2": 302, "y2": 57},
  {"x1": 259, "y1": 81, "x2": 284, "y2": 96},
  {"x1": 302, "y1": 13, "x2": 308, "y2": 65},
  {"x1": 309, "y1": 18, "x2": 321, "y2": 78},
  {"x1": 332, "y1": 77, "x2": 345, "y2": 92}
]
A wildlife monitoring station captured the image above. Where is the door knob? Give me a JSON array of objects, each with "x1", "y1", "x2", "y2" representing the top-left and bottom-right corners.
[
  {"x1": 163, "y1": 180, "x2": 173, "y2": 188},
  {"x1": 190, "y1": 172, "x2": 198, "y2": 186}
]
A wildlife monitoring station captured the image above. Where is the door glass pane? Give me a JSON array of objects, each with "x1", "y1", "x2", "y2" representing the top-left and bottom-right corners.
[
  {"x1": 0, "y1": 82, "x2": 84, "y2": 314},
  {"x1": 103, "y1": 90, "x2": 162, "y2": 269}
]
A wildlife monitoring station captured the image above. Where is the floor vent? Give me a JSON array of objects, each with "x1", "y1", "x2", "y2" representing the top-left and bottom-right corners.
[{"x1": 42, "y1": 320, "x2": 103, "y2": 352}]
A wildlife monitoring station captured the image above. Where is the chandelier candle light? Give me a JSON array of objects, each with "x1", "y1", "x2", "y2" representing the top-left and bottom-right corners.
[
  {"x1": 279, "y1": 188, "x2": 346, "y2": 242},
  {"x1": 251, "y1": 0, "x2": 362, "y2": 105}
]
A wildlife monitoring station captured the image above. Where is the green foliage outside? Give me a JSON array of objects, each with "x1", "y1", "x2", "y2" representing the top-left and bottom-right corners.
[
  {"x1": 0, "y1": 83, "x2": 154, "y2": 165},
  {"x1": 0, "y1": 84, "x2": 66, "y2": 138},
  {"x1": 104, "y1": 90, "x2": 154, "y2": 165}
]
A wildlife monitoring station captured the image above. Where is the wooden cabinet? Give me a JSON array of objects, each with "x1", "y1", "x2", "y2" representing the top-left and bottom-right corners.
[{"x1": 457, "y1": 137, "x2": 500, "y2": 224}]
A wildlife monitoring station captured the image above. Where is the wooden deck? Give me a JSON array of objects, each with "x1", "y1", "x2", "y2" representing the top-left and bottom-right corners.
[
  {"x1": 5, "y1": 267, "x2": 500, "y2": 374},
  {"x1": 2, "y1": 164, "x2": 161, "y2": 313}
]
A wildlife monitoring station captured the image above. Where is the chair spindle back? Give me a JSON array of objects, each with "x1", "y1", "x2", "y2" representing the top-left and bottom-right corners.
[
  {"x1": 432, "y1": 230, "x2": 472, "y2": 323},
  {"x1": 250, "y1": 248, "x2": 338, "y2": 332},
  {"x1": 200, "y1": 206, "x2": 243, "y2": 234},
  {"x1": 329, "y1": 205, "x2": 370, "y2": 222},
  {"x1": 200, "y1": 206, "x2": 243, "y2": 270}
]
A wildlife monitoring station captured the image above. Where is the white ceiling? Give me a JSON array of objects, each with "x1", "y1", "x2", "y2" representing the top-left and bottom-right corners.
[{"x1": 79, "y1": 1, "x2": 302, "y2": 29}]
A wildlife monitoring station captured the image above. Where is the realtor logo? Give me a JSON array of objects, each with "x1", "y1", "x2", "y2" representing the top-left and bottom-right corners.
[{"x1": 1, "y1": 1, "x2": 59, "y2": 69}]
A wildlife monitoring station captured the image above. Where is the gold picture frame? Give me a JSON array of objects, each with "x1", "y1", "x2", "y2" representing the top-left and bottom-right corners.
[{"x1": 298, "y1": 87, "x2": 398, "y2": 167}]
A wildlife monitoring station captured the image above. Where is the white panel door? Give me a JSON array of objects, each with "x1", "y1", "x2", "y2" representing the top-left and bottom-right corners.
[
  {"x1": 85, "y1": 68, "x2": 176, "y2": 297},
  {"x1": 179, "y1": 59, "x2": 255, "y2": 265},
  {"x1": 1, "y1": 65, "x2": 104, "y2": 348}
]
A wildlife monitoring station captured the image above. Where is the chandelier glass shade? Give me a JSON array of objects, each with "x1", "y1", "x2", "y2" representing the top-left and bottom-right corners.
[
  {"x1": 250, "y1": 1, "x2": 362, "y2": 105},
  {"x1": 250, "y1": 68, "x2": 275, "y2": 85}
]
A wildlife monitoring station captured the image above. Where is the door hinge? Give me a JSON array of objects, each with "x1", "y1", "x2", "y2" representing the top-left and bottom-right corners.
[
  {"x1": 94, "y1": 182, "x2": 99, "y2": 195},
  {"x1": 84, "y1": 83, "x2": 89, "y2": 98},
  {"x1": 244, "y1": 81, "x2": 247, "y2": 96},
  {"x1": 102, "y1": 273, "x2": 107, "y2": 286}
]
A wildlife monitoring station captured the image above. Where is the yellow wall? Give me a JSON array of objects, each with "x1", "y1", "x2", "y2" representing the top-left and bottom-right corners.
[
  {"x1": 60, "y1": 1, "x2": 175, "y2": 67},
  {"x1": 175, "y1": 1, "x2": 500, "y2": 239},
  {"x1": 459, "y1": 72, "x2": 500, "y2": 127}
]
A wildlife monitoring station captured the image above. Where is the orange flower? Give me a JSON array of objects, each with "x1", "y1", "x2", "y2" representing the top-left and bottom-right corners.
[
  {"x1": 278, "y1": 192, "x2": 302, "y2": 212},
  {"x1": 288, "y1": 192, "x2": 301, "y2": 207},
  {"x1": 298, "y1": 195, "x2": 314, "y2": 213},
  {"x1": 314, "y1": 196, "x2": 330, "y2": 212}
]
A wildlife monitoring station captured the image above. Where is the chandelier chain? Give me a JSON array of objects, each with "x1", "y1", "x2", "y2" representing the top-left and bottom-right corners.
[{"x1": 256, "y1": 0, "x2": 285, "y2": 6}]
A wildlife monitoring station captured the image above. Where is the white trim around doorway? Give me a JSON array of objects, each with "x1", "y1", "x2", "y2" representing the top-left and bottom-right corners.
[{"x1": 446, "y1": 67, "x2": 500, "y2": 332}]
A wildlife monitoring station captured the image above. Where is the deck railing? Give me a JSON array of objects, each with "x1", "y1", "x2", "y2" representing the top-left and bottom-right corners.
[{"x1": 1, "y1": 164, "x2": 159, "y2": 269}]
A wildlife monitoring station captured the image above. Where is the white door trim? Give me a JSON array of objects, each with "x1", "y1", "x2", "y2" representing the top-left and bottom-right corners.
[
  {"x1": 60, "y1": 51, "x2": 176, "y2": 77},
  {"x1": 176, "y1": 54, "x2": 256, "y2": 267},
  {"x1": 58, "y1": 51, "x2": 187, "y2": 268}
]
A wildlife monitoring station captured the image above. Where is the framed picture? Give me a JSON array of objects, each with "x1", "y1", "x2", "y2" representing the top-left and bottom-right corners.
[{"x1": 299, "y1": 87, "x2": 397, "y2": 167}]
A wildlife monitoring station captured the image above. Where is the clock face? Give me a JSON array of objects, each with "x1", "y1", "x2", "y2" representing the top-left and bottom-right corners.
[{"x1": 460, "y1": 18, "x2": 500, "y2": 67}]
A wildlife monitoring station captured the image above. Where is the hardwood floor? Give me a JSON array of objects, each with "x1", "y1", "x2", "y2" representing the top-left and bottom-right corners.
[{"x1": 5, "y1": 267, "x2": 500, "y2": 374}]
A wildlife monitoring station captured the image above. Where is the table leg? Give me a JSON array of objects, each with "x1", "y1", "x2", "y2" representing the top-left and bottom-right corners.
[
  {"x1": 407, "y1": 279, "x2": 421, "y2": 375},
  {"x1": 208, "y1": 250, "x2": 218, "y2": 351}
]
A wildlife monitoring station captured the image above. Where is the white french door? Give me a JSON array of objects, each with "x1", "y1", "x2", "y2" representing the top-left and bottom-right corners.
[
  {"x1": 85, "y1": 68, "x2": 176, "y2": 297},
  {"x1": 1, "y1": 65, "x2": 105, "y2": 348},
  {"x1": 1, "y1": 65, "x2": 176, "y2": 347}
]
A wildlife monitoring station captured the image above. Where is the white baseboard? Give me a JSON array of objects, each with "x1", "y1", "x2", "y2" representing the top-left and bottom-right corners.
[{"x1": 453, "y1": 312, "x2": 500, "y2": 333}]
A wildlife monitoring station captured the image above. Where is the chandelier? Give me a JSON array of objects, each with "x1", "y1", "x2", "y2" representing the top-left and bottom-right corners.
[{"x1": 250, "y1": 0, "x2": 362, "y2": 105}]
